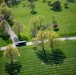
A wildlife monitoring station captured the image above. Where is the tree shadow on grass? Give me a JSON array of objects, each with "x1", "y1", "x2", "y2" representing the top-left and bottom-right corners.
[
  {"x1": 0, "y1": 51, "x2": 3, "y2": 57},
  {"x1": 36, "y1": 48, "x2": 66, "y2": 65}
]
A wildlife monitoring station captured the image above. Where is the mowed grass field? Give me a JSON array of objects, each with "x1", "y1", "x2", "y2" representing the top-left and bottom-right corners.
[
  {"x1": 11, "y1": 0, "x2": 76, "y2": 38},
  {"x1": 0, "y1": 40, "x2": 76, "y2": 75}
]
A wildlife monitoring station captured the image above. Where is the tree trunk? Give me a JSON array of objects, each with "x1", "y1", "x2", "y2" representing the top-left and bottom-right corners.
[
  {"x1": 41, "y1": 30, "x2": 47, "y2": 62},
  {"x1": 42, "y1": 40, "x2": 47, "y2": 62},
  {"x1": 51, "y1": 39, "x2": 54, "y2": 52}
]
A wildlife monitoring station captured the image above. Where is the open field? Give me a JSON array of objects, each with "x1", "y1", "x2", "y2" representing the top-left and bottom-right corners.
[
  {"x1": 11, "y1": 0, "x2": 76, "y2": 40},
  {"x1": 0, "y1": 40, "x2": 76, "y2": 75}
]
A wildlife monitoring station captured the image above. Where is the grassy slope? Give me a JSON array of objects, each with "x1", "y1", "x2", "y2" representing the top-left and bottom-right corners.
[
  {"x1": 0, "y1": 40, "x2": 76, "y2": 75},
  {"x1": 11, "y1": 0, "x2": 76, "y2": 38}
]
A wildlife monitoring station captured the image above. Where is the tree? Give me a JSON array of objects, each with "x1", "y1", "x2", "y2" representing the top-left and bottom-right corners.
[
  {"x1": 0, "y1": 0, "x2": 4, "y2": 4},
  {"x1": 0, "y1": 20, "x2": 10, "y2": 40},
  {"x1": 52, "y1": 16, "x2": 59, "y2": 31},
  {"x1": 4, "y1": 0, "x2": 9, "y2": 3},
  {"x1": 37, "y1": 15, "x2": 45, "y2": 29},
  {"x1": 0, "y1": 20, "x2": 5, "y2": 32},
  {"x1": 51, "y1": 1, "x2": 62, "y2": 11},
  {"x1": 30, "y1": 17, "x2": 38, "y2": 38},
  {"x1": 30, "y1": 3, "x2": 36, "y2": 14},
  {"x1": 27, "y1": 0, "x2": 34, "y2": 6},
  {"x1": 47, "y1": 31, "x2": 60, "y2": 51},
  {"x1": 4, "y1": 46, "x2": 21, "y2": 75},
  {"x1": 34, "y1": 29, "x2": 47, "y2": 62},
  {"x1": 12, "y1": 21, "x2": 26, "y2": 40},
  {"x1": 0, "y1": 3, "x2": 14, "y2": 26},
  {"x1": 64, "y1": 3, "x2": 69, "y2": 8},
  {"x1": 4, "y1": 45, "x2": 20, "y2": 64}
]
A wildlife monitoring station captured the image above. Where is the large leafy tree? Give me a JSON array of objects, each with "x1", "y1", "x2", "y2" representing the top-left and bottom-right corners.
[
  {"x1": 47, "y1": 31, "x2": 60, "y2": 51},
  {"x1": 34, "y1": 29, "x2": 47, "y2": 61},
  {"x1": 4, "y1": 46, "x2": 20, "y2": 64},
  {"x1": 37, "y1": 15, "x2": 45, "y2": 28},
  {"x1": 12, "y1": 21, "x2": 26, "y2": 40},
  {"x1": 30, "y1": 17, "x2": 38, "y2": 38},
  {"x1": 4, "y1": 46, "x2": 21, "y2": 75},
  {"x1": 51, "y1": 1, "x2": 62, "y2": 11}
]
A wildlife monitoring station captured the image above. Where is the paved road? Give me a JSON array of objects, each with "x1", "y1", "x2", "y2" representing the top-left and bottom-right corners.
[
  {"x1": 0, "y1": 15, "x2": 19, "y2": 51},
  {"x1": 0, "y1": 36, "x2": 76, "y2": 51},
  {"x1": 0, "y1": 15, "x2": 19, "y2": 44},
  {"x1": 0, "y1": 15, "x2": 76, "y2": 51},
  {"x1": 5, "y1": 21, "x2": 19, "y2": 44}
]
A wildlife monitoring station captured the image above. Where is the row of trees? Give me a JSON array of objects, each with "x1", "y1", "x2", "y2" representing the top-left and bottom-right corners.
[
  {"x1": 33, "y1": 29, "x2": 66, "y2": 64},
  {"x1": 0, "y1": 2, "x2": 26, "y2": 41},
  {"x1": 27, "y1": 0, "x2": 75, "y2": 13},
  {"x1": 0, "y1": 0, "x2": 20, "y2": 5}
]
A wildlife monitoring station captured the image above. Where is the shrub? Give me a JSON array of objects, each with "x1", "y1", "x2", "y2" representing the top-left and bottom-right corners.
[
  {"x1": 30, "y1": 10, "x2": 37, "y2": 14},
  {"x1": 64, "y1": 3, "x2": 69, "y2": 8}
]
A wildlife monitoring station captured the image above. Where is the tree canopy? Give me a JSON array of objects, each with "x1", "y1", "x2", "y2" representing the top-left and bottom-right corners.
[{"x1": 4, "y1": 46, "x2": 20, "y2": 63}]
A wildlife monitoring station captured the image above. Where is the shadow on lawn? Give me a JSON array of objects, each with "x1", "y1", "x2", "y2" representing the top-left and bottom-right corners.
[
  {"x1": 0, "y1": 51, "x2": 3, "y2": 57},
  {"x1": 36, "y1": 48, "x2": 66, "y2": 65}
]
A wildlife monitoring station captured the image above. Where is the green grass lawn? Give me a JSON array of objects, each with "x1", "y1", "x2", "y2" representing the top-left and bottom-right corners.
[
  {"x1": 0, "y1": 40, "x2": 76, "y2": 75},
  {"x1": 0, "y1": 38, "x2": 12, "y2": 47},
  {"x1": 0, "y1": 38, "x2": 7, "y2": 47},
  {"x1": 11, "y1": 0, "x2": 76, "y2": 39}
]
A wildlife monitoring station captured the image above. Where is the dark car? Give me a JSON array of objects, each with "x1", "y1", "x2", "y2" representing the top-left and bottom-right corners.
[{"x1": 16, "y1": 41, "x2": 26, "y2": 47}]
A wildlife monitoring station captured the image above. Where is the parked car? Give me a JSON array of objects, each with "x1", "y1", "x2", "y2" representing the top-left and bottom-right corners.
[{"x1": 16, "y1": 41, "x2": 26, "y2": 47}]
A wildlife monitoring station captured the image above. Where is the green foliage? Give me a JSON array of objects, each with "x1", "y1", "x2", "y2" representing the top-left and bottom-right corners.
[
  {"x1": 5, "y1": 62, "x2": 22, "y2": 75},
  {"x1": 30, "y1": 3, "x2": 36, "y2": 14},
  {"x1": 64, "y1": 2, "x2": 69, "y2": 8},
  {"x1": 27, "y1": 0, "x2": 34, "y2": 3},
  {"x1": 0, "y1": 3, "x2": 14, "y2": 26},
  {"x1": 51, "y1": 1, "x2": 62, "y2": 12},
  {"x1": 0, "y1": 51, "x2": 3, "y2": 57},
  {"x1": 0, "y1": 20, "x2": 5, "y2": 32},
  {"x1": 20, "y1": 34, "x2": 28, "y2": 41},
  {"x1": 12, "y1": 21, "x2": 26, "y2": 40},
  {"x1": 4, "y1": 46, "x2": 20, "y2": 63},
  {"x1": 47, "y1": 31, "x2": 60, "y2": 51},
  {"x1": 0, "y1": 0, "x2": 4, "y2": 4},
  {"x1": 0, "y1": 30, "x2": 10, "y2": 40}
]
